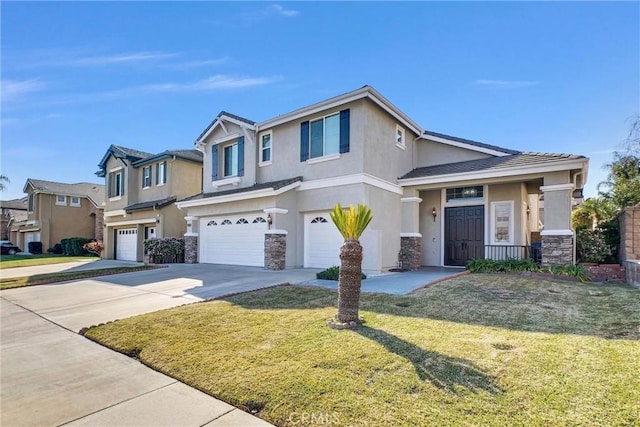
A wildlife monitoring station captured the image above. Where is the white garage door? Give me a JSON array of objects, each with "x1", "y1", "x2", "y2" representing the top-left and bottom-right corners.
[
  {"x1": 200, "y1": 214, "x2": 267, "y2": 266},
  {"x1": 116, "y1": 228, "x2": 137, "y2": 261},
  {"x1": 304, "y1": 214, "x2": 344, "y2": 268}
]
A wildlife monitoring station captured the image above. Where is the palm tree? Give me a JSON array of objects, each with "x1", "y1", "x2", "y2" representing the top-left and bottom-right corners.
[
  {"x1": 0, "y1": 175, "x2": 9, "y2": 192},
  {"x1": 329, "y1": 203, "x2": 373, "y2": 324}
]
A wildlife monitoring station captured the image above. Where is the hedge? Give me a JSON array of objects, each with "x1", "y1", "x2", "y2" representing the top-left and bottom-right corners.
[{"x1": 60, "y1": 237, "x2": 94, "y2": 256}]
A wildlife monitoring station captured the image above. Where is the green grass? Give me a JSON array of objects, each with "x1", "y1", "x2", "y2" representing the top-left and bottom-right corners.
[
  {"x1": 0, "y1": 254, "x2": 97, "y2": 269},
  {"x1": 85, "y1": 274, "x2": 640, "y2": 426},
  {"x1": 0, "y1": 266, "x2": 157, "y2": 290}
]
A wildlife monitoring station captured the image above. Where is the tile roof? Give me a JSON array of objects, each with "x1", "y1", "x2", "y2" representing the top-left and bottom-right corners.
[
  {"x1": 1, "y1": 197, "x2": 28, "y2": 210},
  {"x1": 25, "y1": 179, "x2": 106, "y2": 206},
  {"x1": 421, "y1": 130, "x2": 520, "y2": 155},
  {"x1": 400, "y1": 152, "x2": 587, "y2": 180},
  {"x1": 178, "y1": 176, "x2": 303, "y2": 202},
  {"x1": 111, "y1": 145, "x2": 154, "y2": 160},
  {"x1": 124, "y1": 196, "x2": 177, "y2": 213},
  {"x1": 132, "y1": 149, "x2": 203, "y2": 167}
]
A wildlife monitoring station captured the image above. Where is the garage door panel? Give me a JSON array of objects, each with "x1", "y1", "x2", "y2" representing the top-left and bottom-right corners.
[
  {"x1": 200, "y1": 215, "x2": 266, "y2": 266},
  {"x1": 304, "y1": 214, "x2": 343, "y2": 269},
  {"x1": 116, "y1": 228, "x2": 137, "y2": 261}
]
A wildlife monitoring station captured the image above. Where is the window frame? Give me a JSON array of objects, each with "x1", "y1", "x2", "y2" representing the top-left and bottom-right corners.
[
  {"x1": 156, "y1": 161, "x2": 167, "y2": 186},
  {"x1": 490, "y1": 201, "x2": 514, "y2": 245},
  {"x1": 446, "y1": 186, "x2": 484, "y2": 203},
  {"x1": 70, "y1": 196, "x2": 81, "y2": 207},
  {"x1": 142, "y1": 165, "x2": 152, "y2": 188},
  {"x1": 223, "y1": 142, "x2": 239, "y2": 177},
  {"x1": 259, "y1": 131, "x2": 273, "y2": 166},
  {"x1": 308, "y1": 112, "x2": 340, "y2": 160},
  {"x1": 396, "y1": 124, "x2": 406, "y2": 149},
  {"x1": 56, "y1": 195, "x2": 67, "y2": 206},
  {"x1": 28, "y1": 194, "x2": 36, "y2": 212},
  {"x1": 109, "y1": 169, "x2": 124, "y2": 199}
]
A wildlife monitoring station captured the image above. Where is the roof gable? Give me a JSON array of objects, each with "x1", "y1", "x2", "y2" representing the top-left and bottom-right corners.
[
  {"x1": 132, "y1": 149, "x2": 203, "y2": 167},
  {"x1": 97, "y1": 144, "x2": 154, "y2": 175}
]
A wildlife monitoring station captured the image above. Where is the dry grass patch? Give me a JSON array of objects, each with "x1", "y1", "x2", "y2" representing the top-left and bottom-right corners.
[{"x1": 86, "y1": 274, "x2": 640, "y2": 426}]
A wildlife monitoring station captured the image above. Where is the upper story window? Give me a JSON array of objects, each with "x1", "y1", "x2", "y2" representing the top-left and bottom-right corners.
[
  {"x1": 260, "y1": 132, "x2": 272, "y2": 165},
  {"x1": 396, "y1": 125, "x2": 406, "y2": 148},
  {"x1": 142, "y1": 166, "x2": 152, "y2": 188},
  {"x1": 27, "y1": 194, "x2": 36, "y2": 212},
  {"x1": 70, "y1": 196, "x2": 81, "y2": 207},
  {"x1": 446, "y1": 186, "x2": 484, "y2": 202},
  {"x1": 156, "y1": 161, "x2": 167, "y2": 185},
  {"x1": 108, "y1": 169, "x2": 124, "y2": 198},
  {"x1": 211, "y1": 136, "x2": 244, "y2": 181},
  {"x1": 300, "y1": 109, "x2": 350, "y2": 162},
  {"x1": 224, "y1": 143, "x2": 239, "y2": 177},
  {"x1": 56, "y1": 195, "x2": 67, "y2": 206}
]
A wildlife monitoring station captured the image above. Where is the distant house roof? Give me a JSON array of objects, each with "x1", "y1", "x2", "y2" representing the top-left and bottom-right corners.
[
  {"x1": 1, "y1": 197, "x2": 28, "y2": 211},
  {"x1": 97, "y1": 145, "x2": 202, "y2": 176},
  {"x1": 124, "y1": 196, "x2": 177, "y2": 213},
  {"x1": 421, "y1": 130, "x2": 520, "y2": 156},
  {"x1": 178, "y1": 176, "x2": 303, "y2": 203},
  {"x1": 132, "y1": 149, "x2": 203, "y2": 167},
  {"x1": 399, "y1": 152, "x2": 588, "y2": 181},
  {"x1": 23, "y1": 179, "x2": 105, "y2": 207}
]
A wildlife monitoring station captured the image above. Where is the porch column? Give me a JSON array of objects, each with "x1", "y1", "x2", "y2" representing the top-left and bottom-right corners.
[
  {"x1": 540, "y1": 174, "x2": 574, "y2": 266},
  {"x1": 400, "y1": 194, "x2": 422, "y2": 270},
  {"x1": 184, "y1": 216, "x2": 198, "y2": 264}
]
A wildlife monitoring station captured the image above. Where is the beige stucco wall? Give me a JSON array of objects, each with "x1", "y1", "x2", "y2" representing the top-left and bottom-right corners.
[
  {"x1": 416, "y1": 140, "x2": 492, "y2": 168},
  {"x1": 23, "y1": 192, "x2": 96, "y2": 250},
  {"x1": 419, "y1": 190, "x2": 442, "y2": 266}
]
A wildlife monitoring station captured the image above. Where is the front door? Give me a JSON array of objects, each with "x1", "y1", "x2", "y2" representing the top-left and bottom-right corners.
[
  {"x1": 144, "y1": 226, "x2": 156, "y2": 240},
  {"x1": 444, "y1": 205, "x2": 484, "y2": 266}
]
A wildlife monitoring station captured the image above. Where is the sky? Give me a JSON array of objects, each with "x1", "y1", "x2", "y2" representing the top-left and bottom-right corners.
[{"x1": 1, "y1": 1, "x2": 638, "y2": 201}]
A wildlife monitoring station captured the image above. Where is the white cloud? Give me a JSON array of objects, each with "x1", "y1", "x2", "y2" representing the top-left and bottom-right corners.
[
  {"x1": 269, "y1": 4, "x2": 300, "y2": 17},
  {"x1": 141, "y1": 74, "x2": 282, "y2": 93},
  {"x1": 167, "y1": 57, "x2": 231, "y2": 70},
  {"x1": 1, "y1": 79, "x2": 46, "y2": 101},
  {"x1": 69, "y1": 51, "x2": 179, "y2": 66},
  {"x1": 474, "y1": 79, "x2": 540, "y2": 88}
]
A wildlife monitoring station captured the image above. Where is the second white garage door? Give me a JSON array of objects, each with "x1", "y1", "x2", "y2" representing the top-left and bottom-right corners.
[
  {"x1": 116, "y1": 228, "x2": 137, "y2": 261},
  {"x1": 200, "y1": 214, "x2": 267, "y2": 266},
  {"x1": 304, "y1": 214, "x2": 344, "y2": 268}
]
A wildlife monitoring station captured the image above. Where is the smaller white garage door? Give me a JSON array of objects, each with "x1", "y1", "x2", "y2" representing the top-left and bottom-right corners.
[
  {"x1": 116, "y1": 228, "x2": 137, "y2": 261},
  {"x1": 304, "y1": 214, "x2": 344, "y2": 269},
  {"x1": 200, "y1": 214, "x2": 267, "y2": 266}
]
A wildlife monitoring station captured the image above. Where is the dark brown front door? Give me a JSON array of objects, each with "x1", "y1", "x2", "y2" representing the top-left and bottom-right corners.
[{"x1": 444, "y1": 205, "x2": 485, "y2": 266}]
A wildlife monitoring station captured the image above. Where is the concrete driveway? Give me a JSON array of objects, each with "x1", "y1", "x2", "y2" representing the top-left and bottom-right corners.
[
  {"x1": 1, "y1": 263, "x2": 319, "y2": 427},
  {"x1": 2, "y1": 263, "x2": 320, "y2": 332}
]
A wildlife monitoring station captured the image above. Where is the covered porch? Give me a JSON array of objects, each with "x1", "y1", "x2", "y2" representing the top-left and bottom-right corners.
[{"x1": 397, "y1": 153, "x2": 589, "y2": 268}]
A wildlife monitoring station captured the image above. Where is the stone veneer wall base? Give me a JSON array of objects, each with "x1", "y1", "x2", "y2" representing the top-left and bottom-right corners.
[
  {"x1": 541, "y1": 234, "x2": 574, "y2": 266},
  {"x1": 265, "y1": 233, "x2": 286, "y2": 270},
  {"x1": 184, "y1": 235, "x2": 198, "y2": 264},
  {"x1": 399, "y1": 236, "x2": 421, "y2": 270}
]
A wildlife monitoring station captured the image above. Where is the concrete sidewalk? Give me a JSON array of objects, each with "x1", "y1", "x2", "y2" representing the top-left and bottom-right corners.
[
  {"x1": 0, "y1": 298, "x2": 273, "y2": 426},
  {"x1": 0, "y1": 259, "x2": 142, "y2": 279}
]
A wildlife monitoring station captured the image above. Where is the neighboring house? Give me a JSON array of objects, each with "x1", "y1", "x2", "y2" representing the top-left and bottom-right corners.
[
  {"x1": 1, "y1": 197, "x2": 28, "y2": 241},
  {"x1": 96, "y1": 145, "x2": 203, "y2": 261},
  {"x1": 10, "y1": 180, "x2": 105, "y2": 252},
  {"x1": 176, "y1": 85, "x2": 589, "y2": 272}
]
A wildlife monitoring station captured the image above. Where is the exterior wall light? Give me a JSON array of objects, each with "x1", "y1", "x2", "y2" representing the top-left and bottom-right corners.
[
  {"x1": 267, "y1": 213, "x2": 272, "y2": 229},
  {"x1": 432, "y1": 207, "x2": 437, "y2": 222}
]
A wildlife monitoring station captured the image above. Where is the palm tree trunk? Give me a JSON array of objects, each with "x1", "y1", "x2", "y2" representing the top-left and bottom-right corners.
[{"x1": 337, "y1": 239, "x2": 363, "y2": 323}]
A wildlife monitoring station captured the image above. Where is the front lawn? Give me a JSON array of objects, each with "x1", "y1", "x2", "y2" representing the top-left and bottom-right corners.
[
  {"x1": 85, "y1": 275, "x2": 640, "y2": 426},
  {"x1": 0, "y1": 254, "x2": 97, "y2": 269}
]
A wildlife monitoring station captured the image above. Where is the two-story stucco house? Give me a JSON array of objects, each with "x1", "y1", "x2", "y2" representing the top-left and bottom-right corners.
[
  {"x1": 97, "y1": 145, "x2": 203, "y2": 261},
  {"x1": 10, "y1": 179, "x2": 105, "y2": 252},
  {"x1": 176, "y1": 85, "x2": 589, "y2": 272}
]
